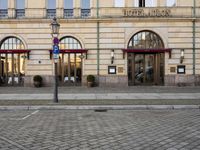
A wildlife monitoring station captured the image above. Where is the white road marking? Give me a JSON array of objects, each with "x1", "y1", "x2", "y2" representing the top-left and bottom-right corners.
[
  {"x1": 31, "y1": 110, "x2": 39, "y2": 115},
  {"x1": 21, "y1": 114, "x2": 31, "y2": 120},
  {"x1": 21, "y1": 110, "x2": 39, "y2": 120}
]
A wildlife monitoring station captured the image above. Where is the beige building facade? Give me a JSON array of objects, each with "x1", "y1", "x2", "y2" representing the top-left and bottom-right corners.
[{"x1": 0, "y1": 0, "x2": 200, "y2": 87}]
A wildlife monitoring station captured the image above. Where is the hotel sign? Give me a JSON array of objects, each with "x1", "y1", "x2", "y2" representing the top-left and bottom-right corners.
[{"x1": 123, "y1": 8, "x2": 171, "y2": 17}]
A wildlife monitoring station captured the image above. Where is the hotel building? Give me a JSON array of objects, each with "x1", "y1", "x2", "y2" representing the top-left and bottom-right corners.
[{"x1": 0, "y1": 0, "x2": 199, "y2": 87}]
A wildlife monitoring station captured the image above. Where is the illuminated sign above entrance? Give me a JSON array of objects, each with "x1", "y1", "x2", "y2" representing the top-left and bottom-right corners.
[{"x1": 123, "y1": 8, "x2": 171, "y2": 17}]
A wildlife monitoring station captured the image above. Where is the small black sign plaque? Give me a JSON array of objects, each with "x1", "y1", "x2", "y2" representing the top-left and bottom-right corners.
[
  {"x1": 177, "y1": 65, "x2": 185, "y2": 74},
  {"x1": 108, "y1": 66, "x2": 116, "y2": 74}
]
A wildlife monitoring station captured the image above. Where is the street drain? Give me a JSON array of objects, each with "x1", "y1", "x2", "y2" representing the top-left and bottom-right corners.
[{"x1": 94, "y1": 109, "x2": 108, "y2": 112}]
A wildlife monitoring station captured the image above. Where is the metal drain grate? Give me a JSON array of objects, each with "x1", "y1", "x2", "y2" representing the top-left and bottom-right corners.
[{"x1": 94, "y1": 109, "x2": 108, "y2": 112}]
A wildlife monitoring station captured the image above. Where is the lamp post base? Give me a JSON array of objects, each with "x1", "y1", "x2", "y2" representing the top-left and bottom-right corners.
[{"x1": 53, "y1": 62, "x2": 58, "y2": 103}]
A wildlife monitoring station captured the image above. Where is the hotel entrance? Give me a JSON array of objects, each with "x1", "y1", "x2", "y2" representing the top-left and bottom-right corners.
[
  {"x1": 126, "y1": 30, "x2": 166, "y2": 86},
  {"x1": 128, "y1": 53, "x2": 164, "y2": 85}
]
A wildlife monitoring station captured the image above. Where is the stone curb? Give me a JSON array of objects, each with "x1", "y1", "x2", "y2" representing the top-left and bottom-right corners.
[
  {"x1": 0, "y1": 93, "x2": 200, "y2": 100},
  {"x1": 0, "y1": 105, "x2": 199, "y2": 110}
]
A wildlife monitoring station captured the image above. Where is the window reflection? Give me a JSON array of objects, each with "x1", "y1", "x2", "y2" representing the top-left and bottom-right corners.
[
  {"x1": 0, "y1": 37, "x2": 26, "y2": 85},
  {"x1": 128, "y1": 31, "x2": 164, "y2": 49},
  {"x1": 81, "y1": 0, "x2": 90, "y2": 18},
  {"x1": 166, "y1": 0, "x2": 176, "y2": 7},
  {"x1": 115, "y1": 0, "x2": 125, "y2": 7},
  {"x1": 135, "y1": 0, "x2": 156, "y2": 7},
  {"x1": 58, "y1": 37, "x2": 82, "y2": 86},
  {"x1": 64, "y1": 0, "x2": 74, "y2": 18},
  {"x1": 1, "y1": 37, "x2": 24, "y2": 49},
  {"x1": 60, "y1": 36, "x2": 82, "y2": 50}
]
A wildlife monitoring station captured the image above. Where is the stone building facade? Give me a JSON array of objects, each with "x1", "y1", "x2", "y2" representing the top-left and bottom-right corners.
[{"x1": 0, "y1": 0, "x2": 199, "y2": 87}]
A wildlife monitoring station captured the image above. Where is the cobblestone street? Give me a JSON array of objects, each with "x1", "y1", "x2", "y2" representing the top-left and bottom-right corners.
[{"x1": 0, "y1": 109, "x2": 200, "y2": 150}]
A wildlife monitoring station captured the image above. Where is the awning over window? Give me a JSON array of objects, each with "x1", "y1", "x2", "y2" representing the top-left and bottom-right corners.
[
  {"x1": 122, "y1": 48, "x2": 172, "y2": 58},
  {"x1": 0, "y1": 49, "x2": 31, "y2": 59},
  {"x1": 49, "y1": 49, "x2": 88, "y2": 53},
  {"x1": 49, "y1": 49, "x2": 88, "y2": 59},
  {"x1": 0, "y1": 49, "x2": 31, "y2": 53}
]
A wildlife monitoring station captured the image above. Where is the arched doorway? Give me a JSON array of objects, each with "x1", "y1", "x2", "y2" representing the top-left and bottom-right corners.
[
  {"x1": 58, "y1": 36, "x2": 85, "y2": 86},
  {"x1": 127, "y1": 31, "x2": 165, "y2": 85},
  {"x1": 0, "y1": 36, "x2": 29, "y2": 86}
]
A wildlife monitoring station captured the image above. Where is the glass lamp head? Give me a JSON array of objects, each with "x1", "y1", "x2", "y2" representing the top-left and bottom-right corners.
[{"x1": 51, "y1": 17, "x2": 60, "y2": 38}]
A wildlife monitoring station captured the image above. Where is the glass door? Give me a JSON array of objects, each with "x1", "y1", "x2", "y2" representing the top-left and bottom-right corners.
[
  {"x1": 128, "y1": 53, "x2": 164, "y2": 85},
  {"x1": 144, "y1": 54, "x2": 154, "y2": 84},
  {"x1": 0, "y1": 53, "x2": 26, "y2": 86},
  {"x1": 134, "y1": 54, "x2": 144, "y2": 84},
  {"x1": 58, "y1": 53, "x2": 82, "y2": 86}
]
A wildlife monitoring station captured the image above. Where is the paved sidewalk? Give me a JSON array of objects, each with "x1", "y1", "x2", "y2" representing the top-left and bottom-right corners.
[
  {"x1": 0, "y1": 86, "x2": 200, "y2": 100},
  {"x1": 0, "y1": 86, "x2": 199, "y2": 108},
  {"x1": 0, "y1": 93, "x2": 200, "y2": 100},
  {"x1": 0, "y1": 86, "x2": 200, "y2": 94}
]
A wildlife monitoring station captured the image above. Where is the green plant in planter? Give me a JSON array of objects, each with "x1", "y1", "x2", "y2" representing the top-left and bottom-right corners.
[
  {"x1": 87, "y1": 75, "x2": 95, "y2": 87},
  {"x1": 33, "y1": 75, "x2": 43, "y2": 87}
]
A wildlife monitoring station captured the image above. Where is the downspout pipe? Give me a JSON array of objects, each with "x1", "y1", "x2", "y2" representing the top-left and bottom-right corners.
[
  {"x1": 97, "y1": 0, "x2": 100, "y2": 81},
  {"x1": 97, "y1": 0, "x2": 99, "y2": 17},
  {"x1": 192, "y1": 0, "x2": 196, "y2": 75}
]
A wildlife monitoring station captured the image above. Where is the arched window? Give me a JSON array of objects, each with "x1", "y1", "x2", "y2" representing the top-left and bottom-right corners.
[
  {"x1": 128, "y1": 31, "x2": 164, "y2": 49},
  {"x1": 59, "y1": 36, "x2": 82, "y2": 49},
  {"x1": 0, "y1": 37, "x2": 26, "y2": 86},
  {"x1": 57, "y1": 36, "x2": 83, "y2": 86},
  {"x1": 0, "y1": 36, "x2": 25, "y2": 49}
]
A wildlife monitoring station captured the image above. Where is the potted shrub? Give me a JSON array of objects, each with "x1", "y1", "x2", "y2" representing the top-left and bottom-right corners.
[
  {"x1": 33, "y1": 75, "x2": 43, "y2": 87},
  {"x1": 87, "y1": 75, "x2": 95, "y2": 87}
]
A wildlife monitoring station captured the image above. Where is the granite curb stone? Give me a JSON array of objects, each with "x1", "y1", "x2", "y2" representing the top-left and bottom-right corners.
[
  {"x1": 0, "y1": 105, "x2": 199, "y2": 110},
  {"x1": 0, "y1": 93, "x2": 200, "y2": 100}
]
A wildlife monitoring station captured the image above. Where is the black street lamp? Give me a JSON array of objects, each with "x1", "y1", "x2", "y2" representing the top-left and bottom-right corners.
[{"x1": 50, "y1": 17, "x2": 60, "y2": 103}]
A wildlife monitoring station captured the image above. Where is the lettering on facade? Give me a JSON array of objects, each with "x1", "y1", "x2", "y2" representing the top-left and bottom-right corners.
[{"x1": 123, "y1": 9, "x2": 171, "y2": 17}]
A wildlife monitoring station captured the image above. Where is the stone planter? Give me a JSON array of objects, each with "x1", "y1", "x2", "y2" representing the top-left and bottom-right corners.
[
  {"x1": 87, "y1": 82, "x2": 93, "y2": 87},
  {"x1": 33, "y1": 81, "x2": 42, "y2": 87}
]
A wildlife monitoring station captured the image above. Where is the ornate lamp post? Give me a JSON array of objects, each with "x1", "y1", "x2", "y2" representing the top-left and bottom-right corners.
[{"x1": 50, "y1": 18, "x2": 60, "y2": 103}]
